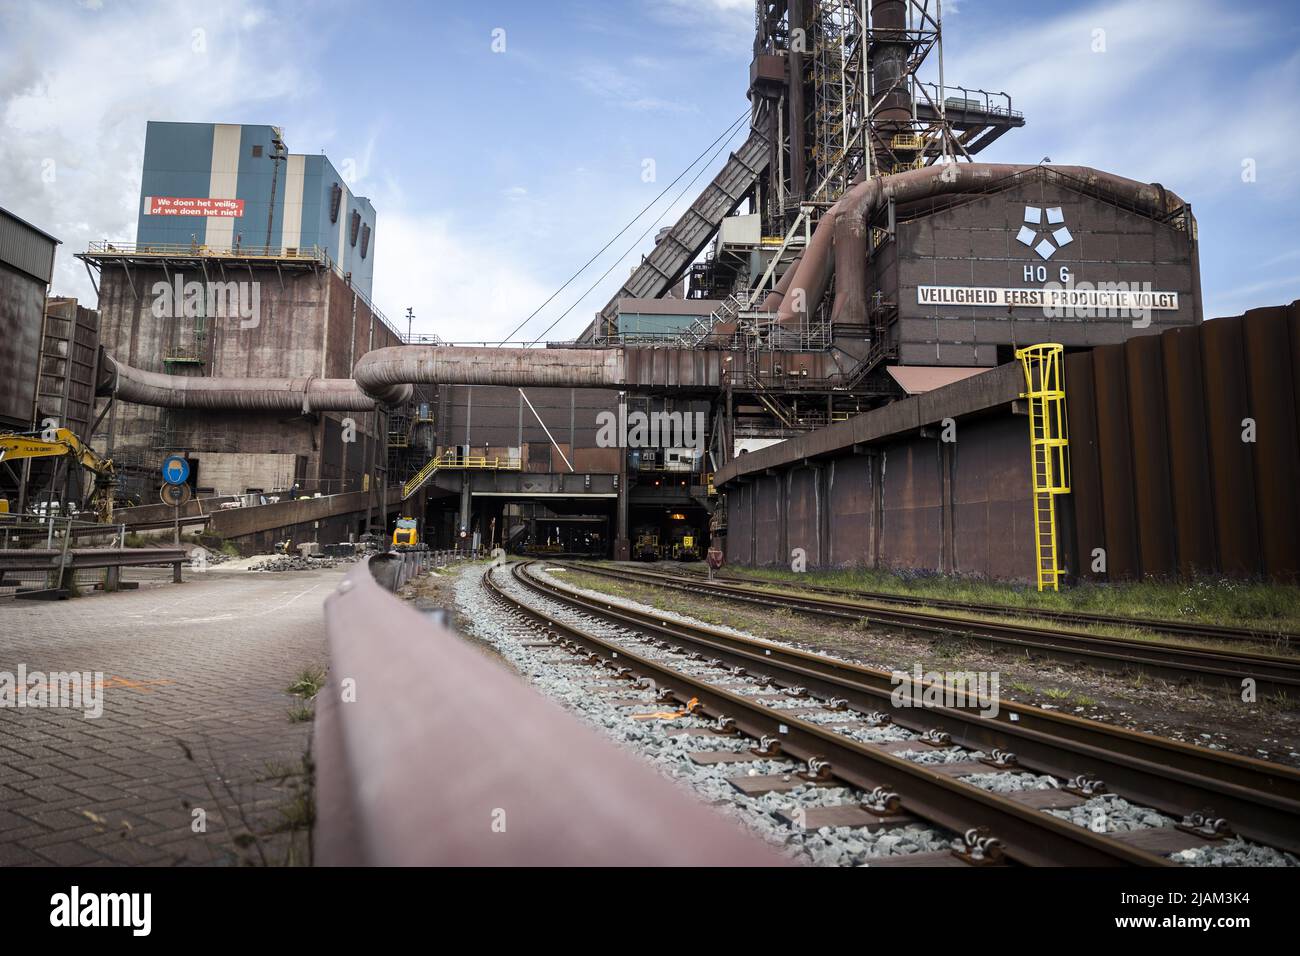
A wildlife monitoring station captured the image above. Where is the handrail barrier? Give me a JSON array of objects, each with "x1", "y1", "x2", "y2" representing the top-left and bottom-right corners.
[{"x1": 314, "y1": 553, "x2": 781, "y2": 865}]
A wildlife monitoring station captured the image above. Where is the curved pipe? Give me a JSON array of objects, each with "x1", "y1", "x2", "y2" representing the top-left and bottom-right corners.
[
  {"x1": 778, "y1": 163, "x2": 1186, "y2": 328},
  {"x1": 352, "y1": 346, "x2": 626, "y2": 399},
  {"x1": 102, "y1": 353, "x2": 410, "y2": 412},
  {"x1": 758, "y1": 254, "x2": 802, "y2": 311}
]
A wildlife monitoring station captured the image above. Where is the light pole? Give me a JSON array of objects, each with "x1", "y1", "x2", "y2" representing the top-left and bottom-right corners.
[{"x1": 405, "y1": 306, "x2": 414, "y2": 342}]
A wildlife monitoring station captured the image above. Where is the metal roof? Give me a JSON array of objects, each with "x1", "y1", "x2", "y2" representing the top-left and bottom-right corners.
[{"x1": 0, "y1": 206, "x2": 60, "y2": 284}]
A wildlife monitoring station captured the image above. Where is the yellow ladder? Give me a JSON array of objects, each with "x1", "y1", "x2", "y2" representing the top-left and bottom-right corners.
[{"x1": 1016, "y1": 344, "x2": 1071, "y2": 591}]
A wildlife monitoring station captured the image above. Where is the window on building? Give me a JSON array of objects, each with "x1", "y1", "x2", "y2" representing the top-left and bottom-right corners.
[
  {"x1": 350, "y1": 210, "x2": 361, "y2": 247},
  {"x1": 360, "y1": 223, "x2": 371, "y2": 259},
  {"x1": 251, "y1": 145, "x2": 263, "y2": 158},
  {"x1": 330, "y1": 183, "x2": 342, "y2": 223}
]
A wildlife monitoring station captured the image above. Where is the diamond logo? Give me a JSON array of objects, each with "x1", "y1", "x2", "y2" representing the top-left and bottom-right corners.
[{"x1": 1016, "y1": 205, "x2": 1073, "y2": 260}]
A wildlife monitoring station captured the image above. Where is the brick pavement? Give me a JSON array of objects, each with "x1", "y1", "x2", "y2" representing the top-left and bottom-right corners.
[{"x1": 0, "y1": 565, "x2": 341, "y2": 865}]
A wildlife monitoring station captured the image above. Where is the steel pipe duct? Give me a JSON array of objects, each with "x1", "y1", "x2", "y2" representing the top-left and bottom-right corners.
[
  {"x1": 776, "y1": 163, "x2": 1186, "y2": 329},
  {"x1": 352, "y1": 346, "x2": 626, "y2": 400},
  {"x1": 101, "y1": 353, "x2": 408, "y2": 412}
]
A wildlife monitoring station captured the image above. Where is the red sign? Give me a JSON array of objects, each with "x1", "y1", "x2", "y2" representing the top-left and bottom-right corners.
[{"x1": 143, "y1": 196, "x2": 245, "y2": 217}]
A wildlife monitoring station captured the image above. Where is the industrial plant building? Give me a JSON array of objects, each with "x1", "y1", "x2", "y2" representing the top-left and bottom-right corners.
[{"x1": 3, "y1": 0, "x2": 1297, "y2": 585}]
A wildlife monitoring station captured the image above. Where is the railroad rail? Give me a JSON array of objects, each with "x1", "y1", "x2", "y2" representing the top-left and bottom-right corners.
[
  {"x1": 490, "y1": 561, "x2": 1300, "y2": 862},
  {"x1": 663, "y1": 564, "x2": 1295, "y2": 646},
  {"x1": 314, "y1": 553, "x2": 780, "y2": 865},
  {"x1": 564, "y1": 562, "x2": 1300, "y2": 701}
]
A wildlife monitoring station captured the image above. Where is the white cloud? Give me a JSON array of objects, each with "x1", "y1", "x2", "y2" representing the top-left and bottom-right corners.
[
  {"x1": 0, "y1": 0, "x2": 311, "y2": 303},
  {"x1": 648, "y1": 0, "x2": 753, "y2": 52},
  {"x1": 573, "y1": 61, "x2": 697, "y2": 114}
]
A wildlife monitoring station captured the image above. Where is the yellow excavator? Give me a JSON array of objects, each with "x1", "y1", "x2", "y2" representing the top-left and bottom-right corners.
[{"x1": 0, "y1": 428, "x2": 117, "y2": 522}]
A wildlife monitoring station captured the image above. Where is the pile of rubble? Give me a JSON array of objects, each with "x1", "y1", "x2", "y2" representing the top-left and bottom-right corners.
[
  {"x1": 246, "y1": 554, "x2": 339, "y2": 572},
  {"x1": 246, "y1": 542, "x2": 368, "y2": 573}
]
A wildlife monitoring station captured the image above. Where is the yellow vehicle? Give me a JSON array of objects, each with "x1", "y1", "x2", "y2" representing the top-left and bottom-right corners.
[
  {"x1": 0, "y1": 428, "x2": 117, "y2": 522},
  {"x1": 392, "y1": 517, "x2": 419, "y2": 549}
]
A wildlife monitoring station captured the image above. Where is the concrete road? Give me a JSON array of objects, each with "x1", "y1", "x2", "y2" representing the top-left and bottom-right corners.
[{"x1": 0, "y1": 564, "x2": 342, "y2": 865}]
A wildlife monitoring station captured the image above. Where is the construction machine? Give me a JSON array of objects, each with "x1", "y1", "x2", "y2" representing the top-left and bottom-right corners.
[{"x1": 0, "y1": 428, "x2": 117, "y2": 522}]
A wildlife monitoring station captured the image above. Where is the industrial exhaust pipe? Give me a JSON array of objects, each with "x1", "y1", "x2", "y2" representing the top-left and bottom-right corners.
[
  {"x1": 101, "y1": 353, "x2": 410, "y2": 412},
  {"x1": 351, "y1": 345, "x2": 627, "y2": 402}
]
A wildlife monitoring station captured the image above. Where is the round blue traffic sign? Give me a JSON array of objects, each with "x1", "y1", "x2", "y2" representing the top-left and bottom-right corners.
[{"x1": 161, "y1": 455, "x2": 190, "y2": 484}]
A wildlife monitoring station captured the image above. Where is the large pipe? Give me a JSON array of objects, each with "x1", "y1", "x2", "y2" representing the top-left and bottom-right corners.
[
  {"x1": 758, "y1": 253, "x2": 803, "y2": 311},
  {"x1": 352, "y1": 346, "x2": 625, "y2": 400},
  {"x1": 102, "y1": 353, "x2": 410, "y2": 412},
  {"x1": 778, "y1": 163, "x2": 1186, "y2": 329}
]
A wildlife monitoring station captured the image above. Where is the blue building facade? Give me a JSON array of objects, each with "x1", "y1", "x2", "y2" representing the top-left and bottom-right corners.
[{"x1": 134, "y1": 122, "x2": 376, "y2": 297}]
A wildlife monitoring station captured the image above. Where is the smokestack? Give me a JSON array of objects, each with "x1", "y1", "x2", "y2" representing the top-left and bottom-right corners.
[{"x1": 870, "y1": 0, "x2": 913, "y2": 175}]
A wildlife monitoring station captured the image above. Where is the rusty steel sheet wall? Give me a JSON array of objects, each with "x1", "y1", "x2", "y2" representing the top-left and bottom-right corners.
[
  {"x1": 752, "y1": 474, "x2": 784, "y2": 566},
  {"x1": 0, "y1": 261, "x2": 47, "y2": 429},
  {"x1": 784, "y1": 466, "x2": 821, "y2": 564},
  {"x1": 826, "y1": 454, "x2": 875, "y2": 567},
  {"x1": 1067, "y1": 301, "x2": 1300, "y2": 581},
  {"x1": 723, "y1": 414, "x2": 1036, "y2": 580},
  {"x1": 951, "y1": 416, "x2": 1035, "y2": 580},
  {"x1": 879, "y1": 437, "x2": 945, "y2": 572},
  {"x1": 720, "y1": 363, "x2": 1038, "y2": 580}
]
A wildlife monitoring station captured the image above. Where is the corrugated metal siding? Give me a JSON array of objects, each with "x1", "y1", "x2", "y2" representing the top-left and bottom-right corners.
[
  {"x1": 1067, "y1": 302, "x2": 1300, "y2": 581},
  {"x1": 0, "y1": 208, "x2": 58, "y2": 283}
]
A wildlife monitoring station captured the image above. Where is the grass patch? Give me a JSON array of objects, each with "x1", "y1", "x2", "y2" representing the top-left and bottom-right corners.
[
  {"x1": 707, "y1": 566, "x2": 1300, "y2": 636},
  {"x1": 287, "y1": 704, "x2": 314, "y2": 723},
  {"x1": 1043, "y1": 687, "x2": 1073, "y2": 701},
  {"x1": 286, "y1": 664, "x2": 327, "y2": 699}
]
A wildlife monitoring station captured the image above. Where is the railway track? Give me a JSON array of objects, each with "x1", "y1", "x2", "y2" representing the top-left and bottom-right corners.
[
  {"x1": 483, "y1": 560, "x2": 1300, "y2": 866},
  {"x1": 564, "y1": 562, "x2": 1300, "y2": 702},
  {"x1": 659, "y1": 564, "x2": 1295, "y2": 647}
]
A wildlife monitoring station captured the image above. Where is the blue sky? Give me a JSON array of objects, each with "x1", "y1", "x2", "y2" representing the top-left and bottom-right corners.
[{"x1": 2, "y1": 0, "x2": 1298, "y2": 340}]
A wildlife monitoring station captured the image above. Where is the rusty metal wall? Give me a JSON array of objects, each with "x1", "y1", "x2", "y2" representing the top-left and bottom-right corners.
[
  {"x1": 1068, "y1": 302, "x2": 1300, "y2": 581},
  {"x1": 951, "y1": 416, "x2": 1034, "y2": 580},
  {"x1": 784, "y1": 466, "x2": 820, "y2": 564},
  {"x1": 0, "y1": 261, "x2": 47, "y2": 429},
  {"x1": 724, "y1": 413, "x2": 1036, "y2": 579},
  {"x1": 826, "y1": 454, "x2": 874, "y2": 567},
  {"x1": 751, "y1": 474, "x2": 783, "y2": 566},
  {"x1": 879, "y1": 438, "x2": 944, "y2": 572}
]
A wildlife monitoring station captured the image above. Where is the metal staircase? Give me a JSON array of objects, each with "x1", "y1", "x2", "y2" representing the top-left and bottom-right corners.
[
  {"x1": 592, "y1": 128, "x2": 772, "y2": 339},
  {"x1": 402, "y1": 455, "x2": 443, "y2": 501},
  {"x1": 1016, "y1": 344, "x2": 1071, "y2": 592},
  {"x1": 402, "y1": 451, "x2": 524, "y2": 501}
]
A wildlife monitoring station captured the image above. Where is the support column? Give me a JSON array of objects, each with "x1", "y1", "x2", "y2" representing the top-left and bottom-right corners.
[
  {"x1": 458, "y1": 472, "x2": 471, "y2": 551},
  {"x1": 614, "y1": 392, "x2": 630, "y2": 560}
]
